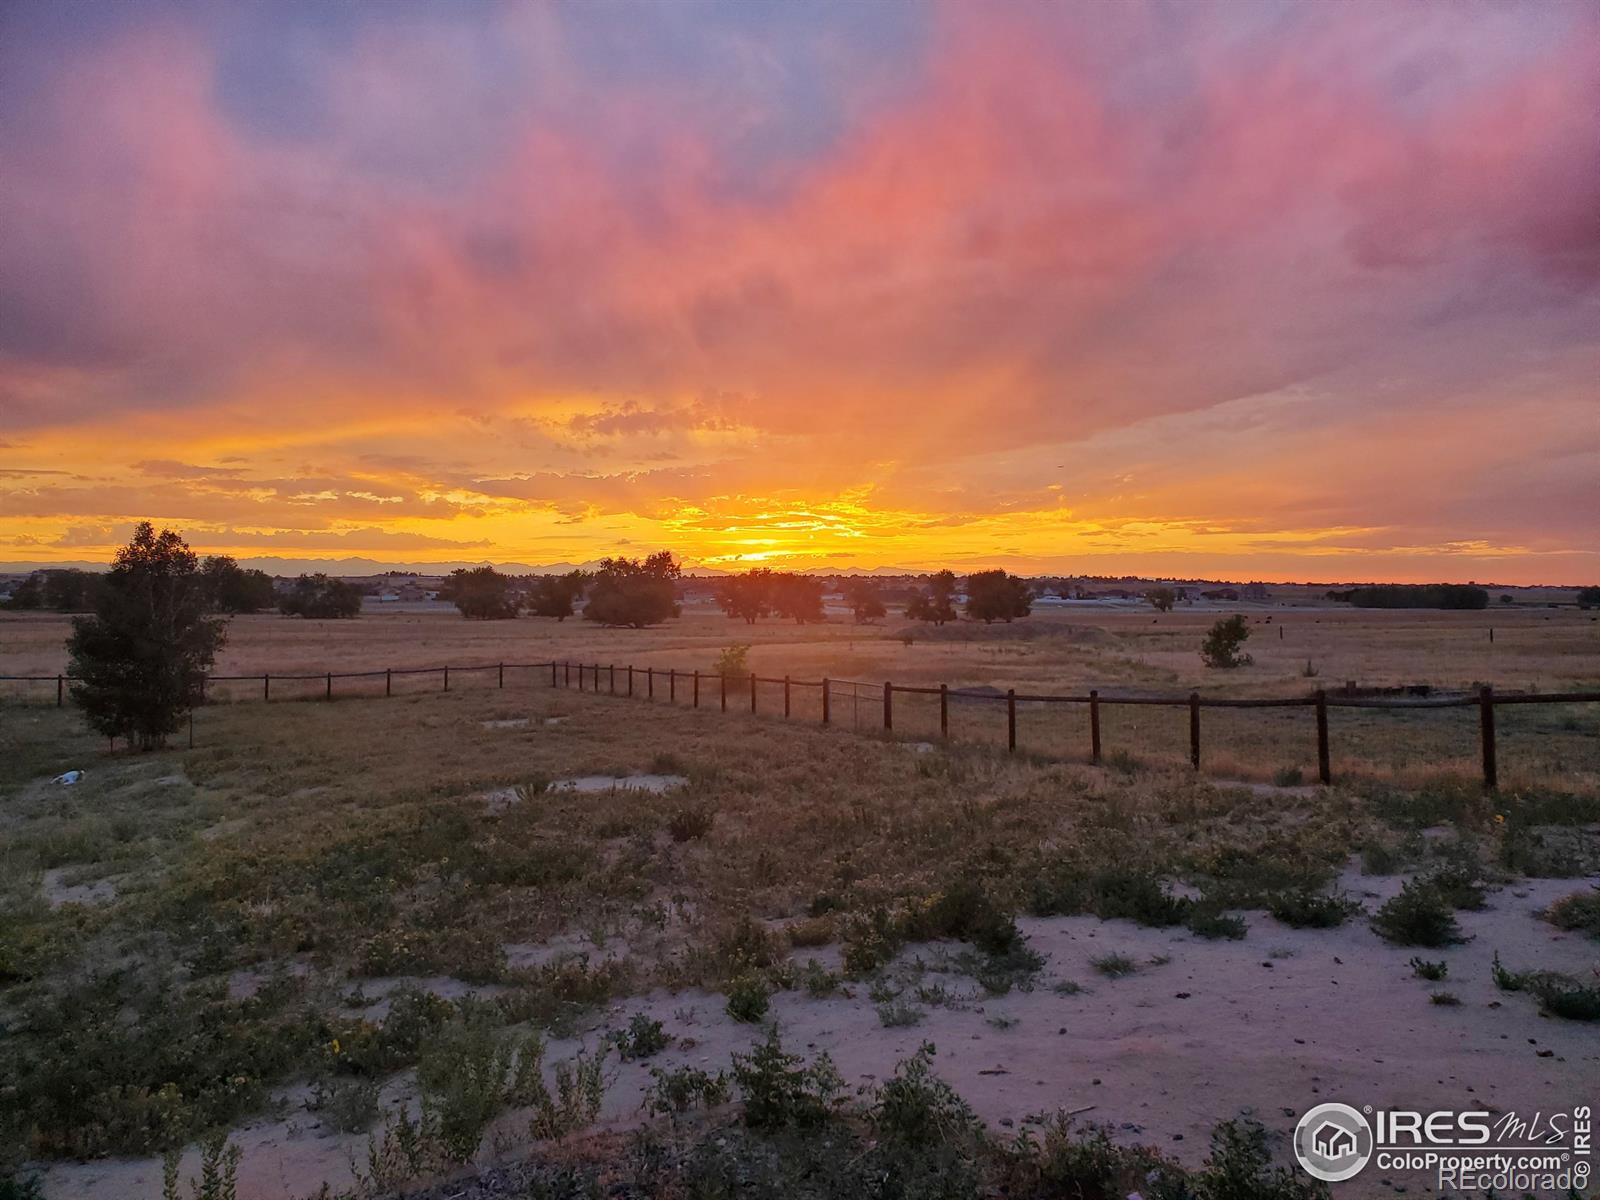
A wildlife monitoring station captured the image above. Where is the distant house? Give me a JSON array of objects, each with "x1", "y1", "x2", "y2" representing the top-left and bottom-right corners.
[
  {"x1": 1202, "y1": 588, "x2": 1240, "y2": 601},
  {"x1": 1242, "y1": 582, "x2": 1270, "y2": 601}
]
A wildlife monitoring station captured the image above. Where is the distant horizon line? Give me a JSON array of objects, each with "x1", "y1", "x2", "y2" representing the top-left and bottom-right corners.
[{"x1": 0, "y1": 555, "x2": 1589, "y2": 592}]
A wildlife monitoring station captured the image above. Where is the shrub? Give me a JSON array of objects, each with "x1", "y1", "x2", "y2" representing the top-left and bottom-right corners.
[
  {"x1": 1425, "y1": 863, "x2": 1487, "y2": 911},
  {"x1": 529, "y1": 1044, "x2": 608, "y2": 1139},
  {"x1": 1030, "y1": 866, "x2": 1192, "y2": 927},
  {"x1": 1534, "y1": 979, "x2": 1600, "y2": 1022},
  {"x1": 870, "y1": 1042, "x2": 982, "y2": 1152},
  {"x1": 1266, "y1": 889, "x2": 1361, "y2": 929},
  {"x1": 876, "y1": 998, "x2": 925, "y2": 1027},
  {"x1": 161, "y1": 1132, "x2": 240, "y2": 1200},
  {"x1": 1191, "y1": 1118, "x2": 1325, "y2": 1200},
  {"x1": 1200, "y1": 615, "x2": 1253, "y2": 669},
  {"x1": 1409, "y1": 957, "x2": 1448, "y2": 981},
  {"x1": 415, "y1": 1016, "x2": 522, "y2": 1161},
  {"x1": 725, "y1": 974, "x2": 771, "y2": 1023},
  {"x1": 1187, "y1": 907, "x2": 1248, "y2": 940},
  {"x1": 1545, "y1": 889, "x2": 1600, "y2": 938},
  {"x1": 1429, "y1": 991, "x2": 1461, "y2": 1006},
  {"x1": 1273, "y1": 766, "x2": 1305, "y2": 787},
  {"x1": 731, "y1": 1027, "x2": 844, "y2": 1131},
  {"x1": 1371, "y1": 881, "x2": 1465, "y2": 947},
  {"x1": 307, "y1": 1075, "x2": 381, "y2": 1133}
]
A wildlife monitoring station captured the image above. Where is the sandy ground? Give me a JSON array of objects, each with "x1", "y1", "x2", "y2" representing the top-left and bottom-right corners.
[{"x1": 36, "y1": 871, "x2": 1597, "y2": 1200}]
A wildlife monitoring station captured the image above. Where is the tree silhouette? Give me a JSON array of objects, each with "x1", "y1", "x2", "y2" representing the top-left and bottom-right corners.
[
  {"x1": 844, "y1": 578, "x2": 887, "y2": 623},
  {"x1": 771, "y1": 573, "x2": 825, "y2": 623},
  {"x1": 200, "y1": 555, "x2": 275, "y2": 614},
  {"x1": 1146, "y1": 587, "x2": 1176, "y2": 613},
  {"x1": 66, "y1": 522, "x2": 226, "y2": 750},
  {"x1": 526, "y1": 570, "x2": 588, "y2": 620},
  {"x1": 965, "y1": 569, "x2": 1031, "y2": 623},
  {"x1": 583, "y1": 552, "x2": 681, "y2": 627},
  {"x1": 716, "y1": 569, "x2": 774, "y2": 624},
  {"x1": 441, "y1": 566, "x2": 520, "y2": 619},
  {"x1": 279, "y1": 574, "x2": 362, "y2": 618},
  {"x1": 906, "y1": 570, "x2": 958, "y2": 625},
  {"x1": 1200, "y1": 615, "x2": 1253, "y2": 669}
]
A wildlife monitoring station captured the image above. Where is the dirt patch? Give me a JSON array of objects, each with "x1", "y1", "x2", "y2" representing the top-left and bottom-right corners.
[
  {"x1": 41, "y1": 868, "x2": 118, "y2": 909},
  {"x1": 549, "y1": 774, "x2": 688, "y2": 795}
]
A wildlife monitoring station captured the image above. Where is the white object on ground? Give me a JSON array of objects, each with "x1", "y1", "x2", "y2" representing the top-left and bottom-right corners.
[{"x1": 52, "y1": 770, "x2": 84, "y2": 785}]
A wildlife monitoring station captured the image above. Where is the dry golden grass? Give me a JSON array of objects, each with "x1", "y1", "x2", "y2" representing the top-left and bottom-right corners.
[{"x1": 3, "y1": 604, "x2": 1596, "y2": 788}]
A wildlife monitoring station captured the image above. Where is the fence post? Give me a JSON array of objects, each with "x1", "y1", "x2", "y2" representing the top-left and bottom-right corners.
[
  {"x1": 822, "y1": 678, "x2": 830, "y2": 724},
  {"x1": 57, "y1": 674, "x2": 63, "y2": 707},
  {"x1": 1480, "y1": 685, "x2": 1497, "y2": 792},
  {"x1": 1189, "y1": 692, "x2": 1200, "y2": 770},
  {"x1": 551, "y1": 662, "x2": 558, "y2": 687},
  {"x1": 386, "y1": 668, "x2": 392, "y2": 697},
  {"x1": 326, "y1": 672, "x2": 333, "y2": 701},
  {"x1": 610, "y1": 664, "x2": 616, "y2": 694},
  {"x1": 883, "y1": 682, "x2": 893, "y2": 731},
  {"x1": 1489, "y1": 627, "x2": 1494, "y2": 644},
  {"x1": 647, "y1": 667, "x2": 654, "y2": 699},
  {"x1": 693, "y1": 670, "x2": 700, "y2": 708},
  {"x1": 669, "y1": 669, "x2": 676, "y2": 703},
  {"x1": 628, "y1": 665, "x2": 634, "y2": 697},
  {"x1": 750, "y1": 672, "x2": 757, "y2": 713},
  {"x1": 1007, "y1": 689, "x2": 1017, "y2": 752},
  {"x1": 1315, "y1": 690, "x2": 1330, "y2": 785},
  {"x1": 1279, "y1": 625, "x2": 1284, "y2": 641},
  {"x1": 939, "y1": 683, "x2": 949, "y2": 738},
  {"x1": 565, "y1": 662, "x2": 571, "y2": 687},
  {"x1": 264, "y1": 673, "x2": 270, "y2": 701},
  {"x1": 1089, "y1": 689, "x2": 1101, "y2": 763},
  {"x1": 498, "y1": 662, "x2": 504, "y2": 688},
  {"x1": 784, "y1": 675, "x2": 791, "y2": 718}
]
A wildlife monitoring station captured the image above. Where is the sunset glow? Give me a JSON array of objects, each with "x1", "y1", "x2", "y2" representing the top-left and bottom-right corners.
[{"x1": 2, "y1": 1, "x2": 1596, "y2": 581}]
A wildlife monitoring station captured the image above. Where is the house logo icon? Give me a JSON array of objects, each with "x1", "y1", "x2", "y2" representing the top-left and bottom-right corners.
[{"x1": 1294, "y1": 1103, "x2": 1374, "y2": 1182}]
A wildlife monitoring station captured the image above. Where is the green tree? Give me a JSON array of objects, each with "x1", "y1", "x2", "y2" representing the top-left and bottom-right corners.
[
  {"x1": 716, "y1": 569, "x2": 774, "y2": 624},
  {"x1": 1200, "y1": 615, "x2": 1253, "y2": 669},
  {"x1": 771, "y1": 573, "x2": 825, "y2": 624},
  {"x1": 441, "y1": 566, "x2": 520, "y2": 619},
  {"x1": 43, "y1": 569, "x2": 100, "y2": 612},
  {"x1": 279, "y1": 574, "x2": 362, "y2": 618},
  {"x1": 1146, "y1": 586, "x2": 1176, "y2": 613},
  {"x1": 1577, "y1": 587, "x2": 1600, "y2": 610},
  {"x1": 964, "y1": 569, "x2": 1031, "y2": 623},
  {"x1": 200, "y1": 555, "x2": 275, "y2": 614},
  {"x1": 526, "y1": 571, "x2": 587, "y2": 620},
  {"x1": 906, "y1": 570, "x2": 957, "y2": 625},
  {"x1": 65, "y1": 522, "x2": 226, "y2": 750},
  {"x1": 583, "y1": 551, "x2": 681, "y2": 628},
  {"x1": 844, "y1": 578, "x2": 887, "y2": 623}
]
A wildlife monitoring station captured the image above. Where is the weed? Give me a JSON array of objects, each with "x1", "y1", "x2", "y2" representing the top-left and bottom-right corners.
[
  {"x1": 787, "y1": 915, "x2": 833, "y2": 947},
  {"x1": 1274, "y1": 766, "x2": 1305, "y2": 787},
  {"x1": 877, "y1": 998, "x2": 925, "y2": 1027},
  {"x1": 1409, "y1": 957, "x2": 1448, "y2": 981},
  {"x1": 161, "y1": 1132, "x2": 240, "y2": 1200},
  {"x1": 1053, "y1": 979, "x2": 1085, "y2": 995},
  {"x1": 797, "y1": 958, "x2": 842, "y2": 997},
  {"x1": 1371, "y1": 881, "x2": 1465, "y2": 947},
  {"x1": 1491, "y1": 952, "x2": 1529, "y2": 991},
  {"x1": 1534, "y1": 979, "x2": 1600, "y2": 1022},
  {"x1": 611, "y1": 1014, "x2": 670, "y2": 1061},
  {"x1": 667, "y1": 805, "x2": 714, "y2": 843},
  {"x1": 1090, "y1": 953, "x2": 1137, "y2": 978},
  {"x1": 644, "y1": 1065, "x2": 729, "y2": 1119},
  {"x1": 530, "y1": 1044, "x2": 608, "y2": 1139},
  {"x1": 1429, "y1": 991, "x2": 1461, "y2": 1006},
  {"x1": 1031, "y1": 866, "x2": 1191, "y2": 927}
]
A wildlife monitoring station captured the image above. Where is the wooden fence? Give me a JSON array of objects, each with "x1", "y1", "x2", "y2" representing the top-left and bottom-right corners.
[{"x1": 6, "y1": 661, "x2": 1598, "y2": 791}]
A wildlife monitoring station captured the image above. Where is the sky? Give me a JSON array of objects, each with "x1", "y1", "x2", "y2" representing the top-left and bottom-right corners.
[{"x1": 1, "y1": 0, "x2": 1596, "y2": 584}]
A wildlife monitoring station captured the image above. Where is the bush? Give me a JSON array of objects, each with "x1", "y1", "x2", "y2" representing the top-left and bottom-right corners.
[
  {"x1": 1187, "y1": 907, "x2": 1248, "y2": 940},
  {"x1": 611, "y1": 1014, "x2": 670, "y2": 1061},
  {"x1": 725, "y1": 974, "x2": 771, "y2": 1023},
  {"x1": 731, "y1": 1027, "x2": 844, "y2": 1131},
  {"x1": 1371, "y1": 881, "x2": 1465, "y2": 947},
  {"x1": 277, "y1": 573, "x2": 362, "y2": 619},
  {"x1": 1200, "y1": 615, "x2": 1253, "y2": 669},
  {"x1": 1030, "y1": 866, "x2": 1192, "y2": 927},
  {"x1": 1266, "y1": 889, "x2": 1361, "y2": 929},
  {"x1": 1545, "y1": 889, "x2": 1600, "y2": 938},
  {"x1": 1409, "y1": 957, "x2": 1448, "y2": 981}
]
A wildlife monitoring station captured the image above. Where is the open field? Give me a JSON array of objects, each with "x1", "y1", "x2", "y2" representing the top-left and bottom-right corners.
[
  {"x1": 3, "y1": 614, "x2": 1599, "y2": 1198},
  {"x1": 5, "y1": 604, "x2": 1599, "y2": 789}
]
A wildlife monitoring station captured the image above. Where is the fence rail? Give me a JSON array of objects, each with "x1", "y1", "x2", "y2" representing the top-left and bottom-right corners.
[{"x1": 5, "y1": 663, "x2": 1598, "y2": 791}]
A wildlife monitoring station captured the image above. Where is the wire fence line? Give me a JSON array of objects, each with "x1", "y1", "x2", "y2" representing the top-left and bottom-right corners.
[{"x1": 6, "y1": 659, "x2": 1598, "y2": 790}]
